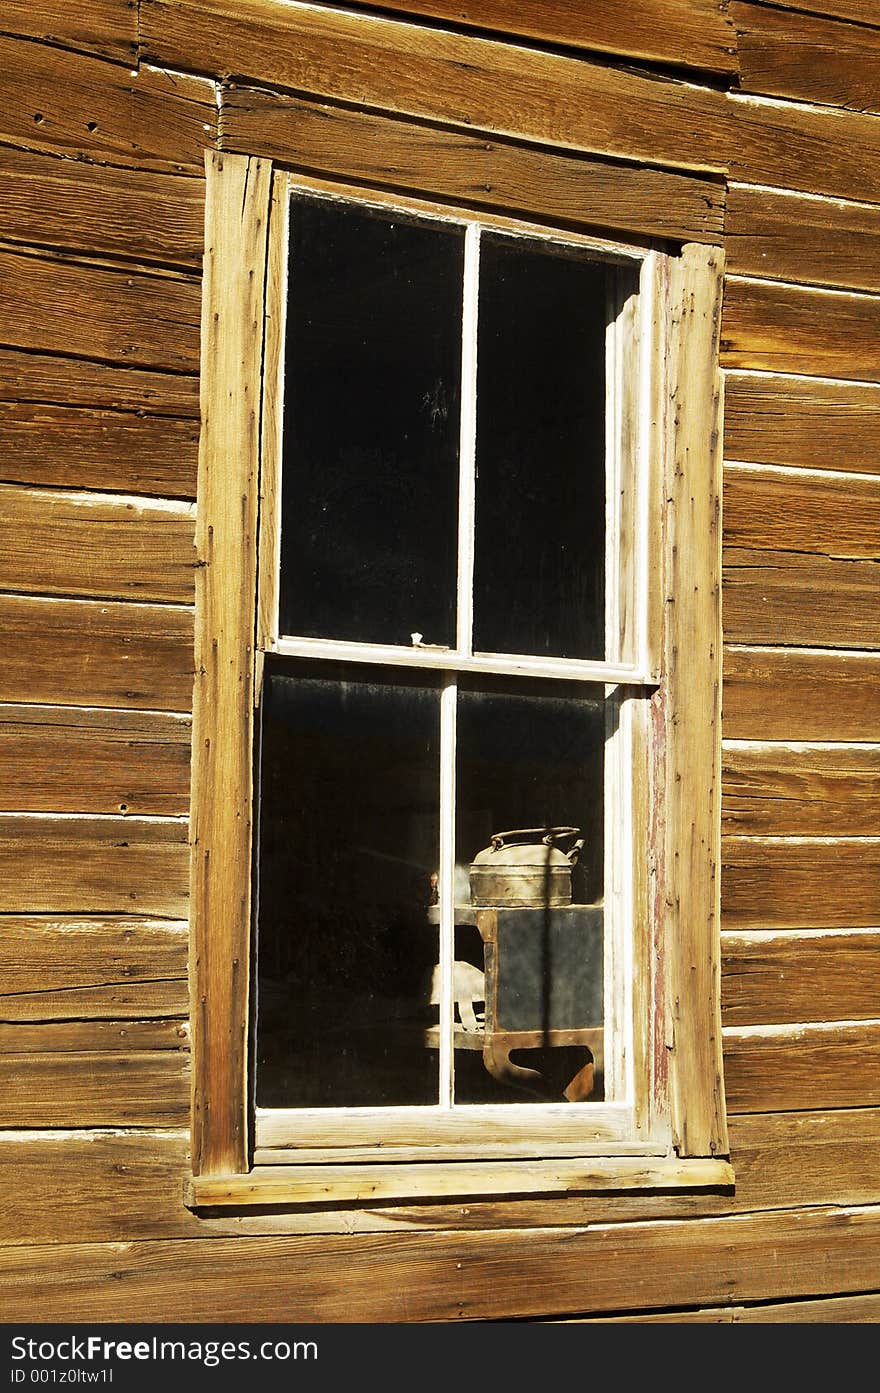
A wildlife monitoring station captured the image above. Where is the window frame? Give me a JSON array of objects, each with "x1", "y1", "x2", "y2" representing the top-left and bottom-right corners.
[{"x1": 185, "y1": 151, "x2": 732, "y2": 1210}]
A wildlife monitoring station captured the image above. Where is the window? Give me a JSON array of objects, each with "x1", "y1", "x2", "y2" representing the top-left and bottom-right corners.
[{"x1": 186, "y1": 153, "x2": 732, "y2": 1208}]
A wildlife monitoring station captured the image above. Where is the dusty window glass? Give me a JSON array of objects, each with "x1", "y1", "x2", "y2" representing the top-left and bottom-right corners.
[{"x1": 279, "y1": 197, "x2": 463, "y2": 648}]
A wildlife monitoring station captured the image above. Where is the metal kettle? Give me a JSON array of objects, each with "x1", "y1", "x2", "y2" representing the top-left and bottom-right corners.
[{"x1": 469, "y1": 827, "x2": 585, "y2": 909}]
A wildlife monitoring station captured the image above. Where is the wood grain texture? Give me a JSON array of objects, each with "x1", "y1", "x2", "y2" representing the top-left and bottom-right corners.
[
  {"x1": 0, "y1": 41, "x2": 216, "y2": 173},
  {"x1": 724, "y1": 373, "x2": 880, "y2": 475},
  {"x1": 0, "y1": 485, "x2": 196, "y2": 604},
  {"x1": 577, "y1": 1292, "x2": 880, "y2": 1321},
  {"x1": 726, "y1": 184, "x2": 880, "y2": 294},
  {"x1": 0, "y1": 706, "x2": 191, "y2": 816},
  {"x1": 0, "y1": 349, "x2": 199, "y2": 418},
  {"x1": 0, "y1": 915, "x2": 188, "y2": 1021},
  {"x1": 722, "y1": 742, "x2": 880, "y2": 835},
  {"x1": 662, "y1": 245, "x2": 728, "y2": 1158},
  {"x1": 0, "y1": 145, "x2": 204, "y2": 270},
  {"x1": 140, "y1": 0, "x2": 732, "y2": 175},
  {"x1": 723, "y1": 1023, "x2": 880, "y2": 1112},
  {"x1": 190, "y1": 152, "x2": 272, "y2": 1176},
  {"x1": 0, "y1": 0, "x2": 136, "y2": 63},
  {"x1": 752, "y1": 2, "x2": 880, "y2": 28},
  {"x1": 727, "y1": 94, "x2": 880, "y2": 205},
  {"x1": 1, "y1": 1109, "x2": 879, "y2": 1245},
  {"x1": 0, "y1": 814, "x2": 189, "y2": 917},
  {"x1": 221, "y1": 87, "x2": 726, "y2": 245},
  {"x1": 722, "y1": 278, "x2": 880, "y2": 381},
  {"x1": 721, "y1": 837, "x2": 880, "y2": 928},
  {"x1": 2, "y1": 1205, "x2": 880, "y2": 1320},
  {"x1": 309, "y1": 0, "x2": 738, "y2": 74},
  {"x1": 722, "y1": 930, "x2": 880, "y2": 1024},
  {"x1": 722, "y1": 465, "x2": 880, "y2": 649},
  {"x1": 0, "y1": 403, "x2": 199, "y2": 499},
  {"x1": 0, "y1": 1020, "x2": 190, "y2": 1127},
  {"x1": 0, "y1": 596, "x2": 194, "y2": 712},
  {"x1": 732, "y1": 1, "x2": 880, "y2": 111},
  {"x1": 0, "y1": 250, "x2": 200, "y2": 375},
  {"x1": 722, "y1": 646, "x2": 880, "y2": 741}
]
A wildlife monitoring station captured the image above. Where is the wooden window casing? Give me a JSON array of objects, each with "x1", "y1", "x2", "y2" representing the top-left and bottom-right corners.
[{"x1": 186, "y1": 150, "x2": 732, "y2": 1209}]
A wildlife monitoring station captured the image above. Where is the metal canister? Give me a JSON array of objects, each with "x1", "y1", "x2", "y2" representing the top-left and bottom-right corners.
[{"x1": 469, "y1": 827, "x2": 584, "y2": 909}]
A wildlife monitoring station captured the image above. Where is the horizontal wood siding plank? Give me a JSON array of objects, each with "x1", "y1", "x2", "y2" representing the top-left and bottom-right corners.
[
  {"x1": 0, "y1": 486, "x2": 196, "y2": 604},
  {"x1": 0, "y1": 251, "x2": 200, "y2": 375},
  {"x1": 0, "y1": 1, "x2": 137, "y2": 63},
  {"x1": 725, "y1": 446, "x2": 878, "y2": 671},
  {"x1": 0, "y1": 146, "x2": 204, "y2": 270},
  {"x1": 722, "y1": 549, "x2": 880, "y2": 648},
  {"x1": 732, "y1": 1, "x2": 880, "y2": 111},
  {"x1": 723, "y1": 1024, "x2": 880, "y2": 1111},
  {"x1": 722, "y1": 930, "x2": 880, "y2": 1024},
  {"x1": 584, "y1": 1292, "x2": 880, "y2": 1321},
  {"x1": 0, "y1": 403, "x2": 199, "y2": 499},
  {"x1": 0, "y1": 706, "x2": 192, "y2": 816},
  {"x1": 0, "y1": 814, "x2": 189, "y2": 917},
  {"x1": 724, "y1": 373, "x2": 880, "y2": 475},
  {"x1": 727, "y1": 96, "x2": 880, "y2": 205},
  {"x1": 140, "y1": 0, "x2": 732, "y2": 174},
  {"x1": 221, "y1": 88, "x2": 726, "y2": 244},
  {"x1": 721, "y1": 838, "x2": 880, "y2": 928},
  {"x1": 0, "y1": 350, "x2": 199, "y2": 418},
  {"x1": 0, "y1": 1055, "x2": 189, "y2": 1127},
  {"x1": 3, "y1": 1206, "x2": 880, "y2": 1319},
  {"x1": 0, "y1": 1020, "x2": 188, "y2": 1053},
  {"x1": 722, "y1": 646, "x2": 880, "y2": 742},
  {"x1": 754, "y1": 2, "x2": 880, "y2": 27},
  {"x1": 309, "y1": 0, "x2": 738, "y2": 74},
  {"x1": 726, "y1": 184, "x2": 880, "y2": 294},
  {"x1": 0, "y1": 41, "x2": 216, "y2": 173},
  {"x1": 722, "y1": 278, "x2": 880, "y2": 381},
  {"x1": 0, "y1": 596, "x2": 194, "y2": 712},
  {"x1": 2, "y1": 1110, "x2": 880, "y2": 1244},
  {"x1": 722, "y1": 743, "x2": 880, "y2": 836},
  {"x1": 0, "y1": 915, "x2": 188, "y2": 1021}
]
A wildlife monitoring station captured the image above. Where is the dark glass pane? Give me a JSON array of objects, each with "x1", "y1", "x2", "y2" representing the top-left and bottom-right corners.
[
  {"x1": 279, "y1": 196, "x2": 463, "y2": 647},
  {"x1": 473, "y1": 235, "x2": 624, "y2": 660},
  {"x1": 256, "y1": 659, "x2": 441, "y2": 1108},
  {"x1": 453, "y1": 679, "x2": 605, "y2": 1104}
]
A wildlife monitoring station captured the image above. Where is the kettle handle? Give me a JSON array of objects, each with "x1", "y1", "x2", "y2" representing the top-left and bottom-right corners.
[{"x1": 490, "y1": 826, "x2": 581, "y2": 851}]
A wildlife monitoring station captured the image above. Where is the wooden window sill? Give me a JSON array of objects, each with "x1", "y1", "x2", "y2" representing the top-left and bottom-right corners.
[{"x1": 185, "y1": 1156, "x2": 734, "y2": 1210}]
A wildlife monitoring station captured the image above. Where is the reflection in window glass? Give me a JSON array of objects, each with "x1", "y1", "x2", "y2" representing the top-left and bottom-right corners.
[
  {"x1": 256, "y1": 660, "x2": 441, "y2": 1108},
  {"x1": 279, "y1": 197, "x2": 463, "y2": 648}
]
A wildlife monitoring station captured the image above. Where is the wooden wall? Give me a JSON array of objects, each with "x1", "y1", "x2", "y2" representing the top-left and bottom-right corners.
[{"x1": 0, "y1": 0, "x2": 878, "y2": 1323}]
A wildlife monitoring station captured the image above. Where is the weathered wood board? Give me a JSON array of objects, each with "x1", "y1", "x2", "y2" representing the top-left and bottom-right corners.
[
  {"x1": 722, "y1": 742, "x2": 880, "y2": 836},
  {"x1": 0, "y1": 403, "x2": 199, "y2": 499},
  {"x1": 307, "y1": 0, "x2": 739, "y2": 74},
  {"x1": 0, "y1": 814, "x2": 190, "y2": 917},
  {"x1": 722, "y1": 929, "x2": 880, "y2": 1024},
  {"x1": 2, "y1": 1206, "x2": 880, "y2": 1320},
  {"x1": 0, "y1": 706, "x2": 192, "y2": 816},
  {"x1": 0, "y1": 250, "x2": 200, "y2": 375},
  {"x1": 726, "y1": 183, "x2": 880, "y2": 294},
  {"x1": 721, "y1": 837, "x2": 880, "y2": 928},
  {"x1": 724, "y1": 373, "x2": 880, "y2": 475},
  {"x1": 221, "y1": 87, "x2": 726, "y2": 244},
  {"x1": 0, "y1": 915, "x2": 189, "y2": 1021},
  {"x1": 723, "y1": 1024, "x2": 880, "y2": 1112},
  {"x1": 732, "y1": 1, "x2": 880, "y2": 112},
  {"x1": 0, "y1": 0, "x2": 137, "y2": 63},
  {"x1": 0, "y1": 41, "x2": 216, "y2": 172},
  {"x1": 0, "y1": 350, "x2": 199, "y2": 419},
  {"x1": 0, "y1": 145, "x2": 204, "y2": 270},
  {"x1": 0, "y1": 596, "x2": 194, "y2": 712},
  {"x1": 0, "y1": 486, "x2": 196, "y2": 604},
  {"x1": 722, "y1": 278, "x2": 880, "y2": 380},
  {"x1": 722, "y1": 646, "x2": 880, "y2": 742}
]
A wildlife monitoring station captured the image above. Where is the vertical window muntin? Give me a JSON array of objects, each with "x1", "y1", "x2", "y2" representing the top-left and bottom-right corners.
[{"x1": 256, "y1": 180, "x2": 658, "y2": 1138}]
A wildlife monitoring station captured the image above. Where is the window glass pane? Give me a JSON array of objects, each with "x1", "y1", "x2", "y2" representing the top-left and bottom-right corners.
[
  {"x1": 279, "y1": 196, "x2": 464, "y2": 648},
  {"x1": 473, "y1": 235, "x2": 627, "y2": 660},
  {"x1": 453, "y1": 679, "x2": 605, "y2": 1104},
  {"x1": 256, "y1": 659, "x2": 441, "y2": 1108}
]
